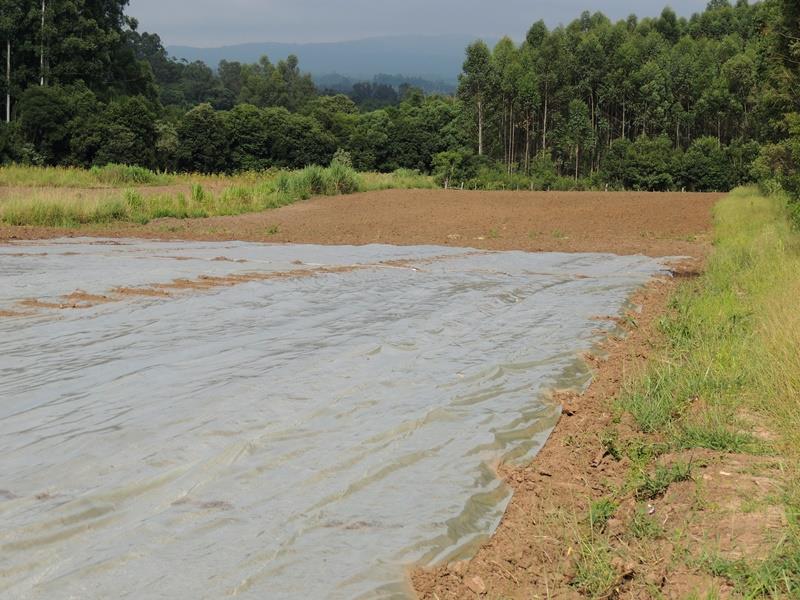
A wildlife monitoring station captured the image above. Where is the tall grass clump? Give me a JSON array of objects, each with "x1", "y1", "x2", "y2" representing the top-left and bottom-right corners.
[
  {"x1": 89, "y1": 164, "x2": 170, "y2": 186},
  {"x1": 274, "y1": 164, "x2": 364, "y2": 202},
  {"x1": 362, "y1": 168, "x2": 435, "y2": 191},
  {"x1": 327, "y1": 162, "x2": 361, "y2": 194}
]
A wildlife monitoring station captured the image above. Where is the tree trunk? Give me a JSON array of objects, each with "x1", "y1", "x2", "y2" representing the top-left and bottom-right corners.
[
  {"x1": 508, "y1": 105, "x2": 514, "y2": 174},
  {"x1": 524, "y1": 116, "x2": 531, "y2": 173},
  {"x1": 5, "y1": 39, "x2": 10, "y2": 123},
  {"x1": 40, "y1": 0, "x2": 46, "y2": 86},
  {"x1": 575, "y1": 145, "x2": 579, "y2": 181},
  {"x1": 542, "y1": 84, "x2": 548, "y2": 153},
  {"x1": 477, "y1": 98, "x2": 483, "y2": 156},
  {"x1": 501, "y1": 100, "x2": 506, "y2": 166},
  {"x1": 621, "y1": 101, "x2": 626, "y2": 140}
]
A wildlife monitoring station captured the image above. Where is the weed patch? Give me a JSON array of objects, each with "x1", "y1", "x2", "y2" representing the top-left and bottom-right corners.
[
  {"x1": 629, "y1": 503, "x2": 664, "y2": 540},
  {"x1": 633, "y1": 461, "x2": 693, "y2": 500},
  {"x1": 698, "y1": 540, "x2": 800, "y2": 597},
  {"x1": 572, "y1": 538, "x2": 619, "y2": 598},
  {"x1": 589, "y1": 498, "x2": 618, "y2": 533}
]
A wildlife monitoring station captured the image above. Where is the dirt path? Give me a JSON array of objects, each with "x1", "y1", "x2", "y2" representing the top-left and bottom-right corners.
[{"x1": 0, "y1": 189, "x2": 720, "y2": 257}]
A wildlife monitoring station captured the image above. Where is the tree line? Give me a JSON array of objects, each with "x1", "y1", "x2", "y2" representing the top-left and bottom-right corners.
[
  {"x1": 454, "y1": 0, "x2": 799, "y2": 192},
  {"x1": 0, "y1": 0, "x2": 799, "y2": 196}
]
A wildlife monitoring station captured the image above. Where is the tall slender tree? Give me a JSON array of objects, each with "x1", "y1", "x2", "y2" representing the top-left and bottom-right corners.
[
  {"x1": 458, "y1": 41, "x2": 492, "y2": 156},
  {"x1": 40, "y1": 0, "x2": 45, "y2": 85},
  {"x1": 0, "y1": 0, "x2": 24, "y2": 121}
]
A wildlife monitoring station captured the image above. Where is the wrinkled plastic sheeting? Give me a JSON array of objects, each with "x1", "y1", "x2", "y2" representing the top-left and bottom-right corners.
[{"x1": 0, "y1": 239, "x2": 664, "y2": 599}]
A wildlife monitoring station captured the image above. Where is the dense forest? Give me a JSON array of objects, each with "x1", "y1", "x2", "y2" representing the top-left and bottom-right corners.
[{"x1": 0, "y1": 0, "x2": 799, "y2": 195}]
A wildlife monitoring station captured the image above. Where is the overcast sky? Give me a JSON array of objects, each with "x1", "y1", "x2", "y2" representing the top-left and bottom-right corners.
[{"x1": 127, "y1": 0, "x2": 711, "y2": 47}]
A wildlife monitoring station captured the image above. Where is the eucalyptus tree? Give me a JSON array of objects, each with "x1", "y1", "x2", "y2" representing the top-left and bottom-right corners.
[
  {"x1": 458, "y1": 40, "x2": 493, "y2": 156},
  {"x1": 561, "y1": 99, "x2": 593, "y2": 180},
  {"x1": 0, "y1": 0, "x2": 25, "y2": 121},
  {"x1": 533, "y1": 27, "x2": 569, "y2": 154},
  {"x1": 516, "y1": 45, "x2": 540, "y2": 170},
  {"x1": 492, "y1": 37, "x2": 520, "y2": 172}
]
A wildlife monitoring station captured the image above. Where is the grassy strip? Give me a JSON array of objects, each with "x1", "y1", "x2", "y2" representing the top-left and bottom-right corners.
[
  {"x1": 618, "y1": 187, "x2": 800, "y2": 456},
  {"x1": 608, "y1": 187, "x2": 800, "y2": 596},
  {"x1": 0, "y1": 166, "x2": 434, "y2": 227},
  {"x1": 0, "y1": 164, "x2": 174, "y2": 187},
  {"x1": 568, "y1": 188, "x2": 800, "y2": 598},
  {"x1": 0, "y1": 164, "x2": 437, "y2": 191}
]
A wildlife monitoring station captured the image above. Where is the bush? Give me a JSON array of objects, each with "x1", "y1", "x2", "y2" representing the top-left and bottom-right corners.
[
  {"x1": 176, "y1": 103, "x2": 230, "y2": 173},
  {"x1": 604, "y1": 136, "x2": 678, "y2": 191},
  {"x1": 274, "y1": 164, "x2": 362, "y2": 202},
  {"x1": 302, "y1": 165, "x2": 330, "y2": 195},
  {"x1": 681, "y1": 137, "x2": 732, "y2": 191},
  {"x1": 432, "y1": 149, "x2": 478, "y2": 186},
  {"x1": 330, "y1": 148, "x2": 353, "y2": 168},
  {"x1": 0, "y1": 122, "x2": 22, "y2": 164}
]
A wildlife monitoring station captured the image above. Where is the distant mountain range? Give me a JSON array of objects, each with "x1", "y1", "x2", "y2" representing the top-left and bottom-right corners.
[{"x1": 167, "y1": 34, "x2": 500, "y2": 87}]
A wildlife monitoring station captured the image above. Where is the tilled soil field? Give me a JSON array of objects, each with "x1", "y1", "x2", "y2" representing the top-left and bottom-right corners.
[
  {"x1": 2, "y1": 188, "x2": 733, "y2": 599},
  {"x1": 0, "y1": 189, "x2": 720, "y2": 257}
]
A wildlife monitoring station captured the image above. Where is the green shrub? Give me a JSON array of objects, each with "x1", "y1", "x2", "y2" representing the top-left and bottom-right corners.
[
  {"x1": 331, "y1": 148, "x2": 353, "y2": 168},
  {"x1": 432, "y1": 149, "x2": 478, "y2": 186}
]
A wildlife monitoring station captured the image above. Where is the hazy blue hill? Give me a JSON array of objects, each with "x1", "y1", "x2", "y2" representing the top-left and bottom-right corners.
[{"x1": 167, "y1": 34, "x2": 499, "y2": 85}]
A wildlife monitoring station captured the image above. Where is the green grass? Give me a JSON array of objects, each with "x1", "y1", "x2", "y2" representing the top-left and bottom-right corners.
[
  {"x1": 616, "y1": 186, "x2": 800, "y2": 596},
  {"x1": 361, "y1": 168, "x2": 435, "y2": 191},
  {"x1": 588, "y1": 498, "x2": 618, "y2": 532},
  {"x1": 633, "y1": 461, "x2": 693, "y2": 500},
  {"x1": 0, "y1": 164, "x2": 173, "y2": 187},
  {"x1": 89, "y1": 164, "x2": 171, "y2": 186},
  {"x1": 628, "y1": 503, "x2": 665, "y2": 540},
  {"x1": 572, "y1": 537, "x2": 619, "y2": 598},
  {"x1": 697, "y1": 544, "x2": 800, "y2": 598},
  {"x1": 618, "y1": 188, "x2": 800, "y2": 450},
  {"x1": 0, "y1": 165, "x2": 434, "y2": 227},
  {"x1": 674, "y1": 417, "x2": 767, "y2": 454}
]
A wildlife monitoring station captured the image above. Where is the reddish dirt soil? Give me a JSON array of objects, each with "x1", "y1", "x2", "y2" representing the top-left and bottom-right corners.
[{"x1": 0, "y1": 189, "x2": 720, "y2": 257}]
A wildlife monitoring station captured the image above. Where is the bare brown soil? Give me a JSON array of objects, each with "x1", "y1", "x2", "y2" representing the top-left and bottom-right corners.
[{"x1": 0, "y1": 189, "x2": 720, "y2": 257}]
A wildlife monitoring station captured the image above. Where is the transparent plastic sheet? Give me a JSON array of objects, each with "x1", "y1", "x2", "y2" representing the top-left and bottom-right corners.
[{"x1": 0, "y1": 239, "x2": 664, "y2": 599}]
